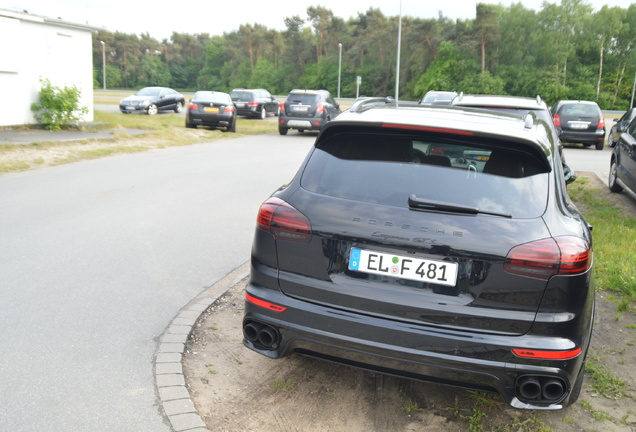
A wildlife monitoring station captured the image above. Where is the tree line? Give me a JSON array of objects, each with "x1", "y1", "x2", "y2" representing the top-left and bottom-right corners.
[{"x1": 92, "y1": 1, "x2": 636, "y2": 109}]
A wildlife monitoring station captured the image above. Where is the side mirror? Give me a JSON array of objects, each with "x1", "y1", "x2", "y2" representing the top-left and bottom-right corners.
[{"x1": 563, "y1": 164, "x2": 576, "y2": 185}]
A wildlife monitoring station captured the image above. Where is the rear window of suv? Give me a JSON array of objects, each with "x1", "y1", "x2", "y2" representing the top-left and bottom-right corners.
[
  {"x1": 561, "y1": 104, "x2": 599, "y2": 117},
  {"x1": 286, "y1": 94, "x2": 320, "y2": 105},
  {"x1": 301, "y1": 132, "x2": 549, "y2": 219}
]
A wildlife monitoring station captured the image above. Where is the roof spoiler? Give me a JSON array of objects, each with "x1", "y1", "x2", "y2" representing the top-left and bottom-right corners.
[
  {"x1": 455, "y1": 92, "x2": 544, "y2": 106},
  {"x1": 349, "y1": 97, "x2": 397, "y2": 113}
]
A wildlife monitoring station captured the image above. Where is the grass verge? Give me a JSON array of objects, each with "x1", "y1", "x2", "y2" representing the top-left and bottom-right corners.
[
  {"x1": 0, "y1": 110, "x2": 278, "y2": 174},
  {"x1": 567, "y1": 176, "x2": 636, "y2": 300}
]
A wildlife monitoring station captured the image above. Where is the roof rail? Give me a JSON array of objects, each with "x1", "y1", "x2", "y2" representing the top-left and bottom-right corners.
[{"x1": 349, "y1": 96, "x2": 396, "y2": 113}]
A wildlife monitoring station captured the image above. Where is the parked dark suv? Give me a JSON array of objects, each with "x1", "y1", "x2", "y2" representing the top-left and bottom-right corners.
[
  {"x1": 451, "y1": 93, "x2": 575, "y2": 182},
  {"x1": 609, "y1": 116, "x2": 636, "y2": 196},
  {"x1": 230, "y1": 88, "x2": 279, "y2": 119},
  {"x1": 243, "y1": 98, "x2": 594, "y2": 410},
  {"x1": 550, "y1": 100, "x2": 606, "y2": 150},
  {"x1": 607, "y1": 108, "x2": 636, "y2": 148},
  {"x1": 451, "y1": 94, "x2": 557, "y2": 143},
  {"x1": 278, "y1": 89, "x2": 341, "y2": 135}
]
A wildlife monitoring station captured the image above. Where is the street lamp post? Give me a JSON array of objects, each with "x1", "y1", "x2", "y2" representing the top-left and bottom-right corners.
[
  {"x1": 337, "y1": 43, "x2": 342, "y2": 99},
  {"x1": 631, "y1": 70, "x2": 636, "y2": 108},
  {"x1": 395, "y1": 0, "x2": 403, "y2": 103},
  {"x1": 100, "y1": 41, "x2": 106, "y2": 90}
]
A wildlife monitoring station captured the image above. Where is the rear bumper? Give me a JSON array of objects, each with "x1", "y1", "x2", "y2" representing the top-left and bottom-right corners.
[
  {"x1": 558, "y1": 128, "x2": 605, "y2": 145},
  {"x1": 236, "y1": 107, "x2": 259, "y2": 116},
  {"x1": 186, "y1": 112, "x2": 233, "y2": 127},
  {"x1": 243, "y1": 282, "x2": 591, "y2": 410},
  {"x1": 279, "y1": 116, "x2": 323, "y2": 131}
]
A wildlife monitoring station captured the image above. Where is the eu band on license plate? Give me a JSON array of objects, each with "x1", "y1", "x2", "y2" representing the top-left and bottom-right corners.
[{"x1": 349, "y1": 248, "x2": 458, "y2": 286}]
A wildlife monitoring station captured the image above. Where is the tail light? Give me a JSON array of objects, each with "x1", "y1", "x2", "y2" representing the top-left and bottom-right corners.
[
  {"x1": 224, "y1": 105, "x2": 235, "y2": 113},
  {"x1": 552, "y1": 114, "x2": 561, "y2": 127},
  {"x1": 188, "y1": 103, "x2": 198, "y2": 110},
  {"x1": 248, "y1": 101, "x2": 259, "y2": 107},
  {"x1": 257, "y1": 197, "x2": 312, "y2": 242},
  {"x1": 279, "y1": 103, "x2": 285, "y2": 113},
  {"x1": 598, "y1": 116, "x2": 605, "y2": 129},
  {"x1": 316, "y1": 104, "x2": 326, "y2": 114},
  {"x1": 504, "y1": 236, "x2": 591, "y2": 280}
]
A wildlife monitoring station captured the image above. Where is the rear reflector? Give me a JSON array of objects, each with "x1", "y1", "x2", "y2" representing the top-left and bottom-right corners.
[
  {"x1": 257, "y1": 197, "x2": 312, "y2": 242},
  {"x1": 511, "y1": 347, "x2": 582, "y2": 360},
  {"x1": 245, "y1": 293, "x2": 287, "y2": 312},
  {"x1": 505, "y1": 236, "x2": 591, "y2": 280}
]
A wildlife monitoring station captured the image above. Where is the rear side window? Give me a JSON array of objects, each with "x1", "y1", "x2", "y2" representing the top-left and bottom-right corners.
[{"x1": 301, "y1": 132, "x2": 550, "y2": 218}]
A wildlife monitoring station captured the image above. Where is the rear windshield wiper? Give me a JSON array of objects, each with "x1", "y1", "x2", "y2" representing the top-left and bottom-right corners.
[{"x1": 408, "y1": 194, "x2": 512, "y2": 218}]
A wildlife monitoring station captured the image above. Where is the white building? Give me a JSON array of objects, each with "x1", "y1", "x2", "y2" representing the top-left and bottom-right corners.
[{"x1": 0, "y1": 8, "x2": 98, "y2": 127}]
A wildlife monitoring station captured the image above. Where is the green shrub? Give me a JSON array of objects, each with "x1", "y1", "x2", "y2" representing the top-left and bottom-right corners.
[{"x1": 30, "y1": 78, "x2": 89, "y2": 131}]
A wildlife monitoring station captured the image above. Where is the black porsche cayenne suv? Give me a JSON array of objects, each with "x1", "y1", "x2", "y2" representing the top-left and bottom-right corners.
[{"x1": 243, "y1": 98, "x2": 594, "y2": 409}]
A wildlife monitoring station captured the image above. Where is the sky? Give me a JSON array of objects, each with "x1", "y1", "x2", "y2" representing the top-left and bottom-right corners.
[{"x1": 1, "y1": 0, "x2": 633, "y2": 41}]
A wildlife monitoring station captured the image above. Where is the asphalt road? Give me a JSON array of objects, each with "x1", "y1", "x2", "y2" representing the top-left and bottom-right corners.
[
  {"x1": 562, "y1": 142, "x2": 612, "y2": 183},
  {"x1": 0, "y1": 132, "x2": 315, "y2": 431}
]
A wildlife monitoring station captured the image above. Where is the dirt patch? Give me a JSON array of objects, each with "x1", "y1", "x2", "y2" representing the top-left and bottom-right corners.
[{"x1": 183, "y1": 173, "x2": 636, "y2": 432}]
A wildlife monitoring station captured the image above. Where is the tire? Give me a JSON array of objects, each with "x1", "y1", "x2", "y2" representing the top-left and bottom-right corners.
[
  {"x1": 298, "y1": 129, "x2": 305, "y2": 133},
  {"x1": 582, "y1": 143, "x2": 592, "y2": 148},
  {"x1": 595, "y1": 141, "x2": 604, "y2": 150},
  {"x1": 174, "y1": 102, "x2": 183, "y2": 113},
  {"x1": 607, "y1": 133, "x2": 615, "y2": 148},
  {"x1": 227, "y1": 118, "x2": 236, "y2": 133},
  {"x1": 609, "y1": 159, "x2": 623, "y2": 193},
  {"x1": 185, "y1": 120, "x2": 196, "y2": 129},
  {"x1": 260, "y1": 107, "x2": 267, "y2": 119},
  {"x1": 278, "y1": 126, "x2": 288, "y2": 135},
  {"x1": 147, "y1": 104, "x2": 158, "y2": 115}
]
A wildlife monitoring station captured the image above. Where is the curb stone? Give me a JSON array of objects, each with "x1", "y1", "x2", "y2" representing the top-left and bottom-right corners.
[{"x1": 155, "y1": 261, "x2": 250, "y2": 431}]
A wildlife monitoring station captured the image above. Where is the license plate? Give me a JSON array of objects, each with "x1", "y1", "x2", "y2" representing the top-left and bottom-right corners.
[
  {"x1": 569, "y1": 122, "x2": 588, "y2": 129},
  {"x1": 126, "y1": 106, "x2": 135, "y2": 110},
  {"x1": 349, "y1": 248, "x2": 458, "y2": 286},
  {"x1": 236, "y1": 103, "x2": 245, "y2": 108},
  {"x1": 205, "y1": 107, "x2": 219, "y2": 113},
  {"x1": 292, "y1": 106, "x2": 308, "y2": 112}
]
